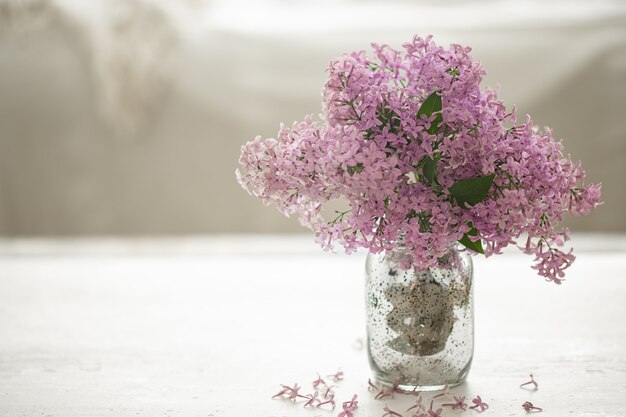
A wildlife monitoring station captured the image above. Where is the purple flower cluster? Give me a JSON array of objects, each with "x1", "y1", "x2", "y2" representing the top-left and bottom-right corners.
[{"x1": 236, "y1": 35, "x2": 601, "y2": 283}]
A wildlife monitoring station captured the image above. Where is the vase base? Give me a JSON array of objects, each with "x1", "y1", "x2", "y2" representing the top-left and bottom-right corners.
[{"x1": 374, "y1": 377, "x2": 465, "y2": 393}]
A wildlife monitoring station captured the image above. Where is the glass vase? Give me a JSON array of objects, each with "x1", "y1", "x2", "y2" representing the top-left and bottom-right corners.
[{"x1": 365, "y1": 243, "x2": 474, "y2": 392}]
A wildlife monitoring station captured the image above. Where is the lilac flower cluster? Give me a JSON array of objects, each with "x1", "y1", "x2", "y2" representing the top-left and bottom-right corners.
[{"x1": 236, "y1": 35, "x2": 601, "y2": 283}]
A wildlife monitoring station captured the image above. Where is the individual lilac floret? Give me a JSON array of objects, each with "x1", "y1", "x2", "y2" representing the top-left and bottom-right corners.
[
  {"x1": 407, "y1": 395, "x2": 426, "y2": 412},
  {"x1": 338, "y1": 394, "x2": 359, "y2": 417},
  {"x1": 317, "y1": 393, "x2": 336, "y2": 410},
  {"x1": 343, "y1": 394, "x2": 359, "y2": 408},
  {"x1": 368, "y1": 378, "x2": 379, "y2": 392},
  {"x1": 382, "y1": 403, "x2": 403, "y2": 417},
  {"x1": 313, "y1": 374, "x2": 327, "y2": 389},
  {"x1": 374, "y1": 381, "x2": 400, "y2": 400},
  {"x1": 303, "y1": 391, "x2": 320, "y2": 407},
  {"x1": 443, "y1": 395, "x2": 468, "y2": 410},
  {"x1": 522, "y1": 401, "x2": 543, "y2": 412},
  {"x1": 427, "y1": 400, "x2": 443, "y2": 417},
  {"x1": 271, "y1": 383, "x2": 302, "y2": 401},
  {"x1": 323, "y1": 385, "x2": 337, "y2": 399},
  {"x1": 237, "y1": 35, "x2": 601, "y2": 283},
  {"x1": 469, "y1": 395, "x2": 489, "y2": 412},
  {"x1": 328, "y1": 370, "x2": 345, "y2": 382}
]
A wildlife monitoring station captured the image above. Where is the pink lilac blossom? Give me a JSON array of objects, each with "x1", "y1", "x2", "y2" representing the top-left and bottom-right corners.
[
  {"x1": 407, "y1": 395, "x2": 426, "y2": 412},
  {"x1": 237, "y1": 35, "x2": 601, "y2": 282},
  {"x1": 368, "y1": 378, "x2": 379, "y2": 391},
  {"x1": 303, "y1": 391, "x2": 320, "y2": 407},
  {"x1": 382, "y1": 404, "x2": 403, "y2": 417},
  {"x1": 469, "y1": 395, "x2": 489, "y2": 412},
  {"x1": 271, "y1": 383, "x2": 302, "y2": 401},
  {"x1": 374, "y1": 382, "x2": 400, "y2": 400},
  {"x1": 375, "y1": 386, "x2": 393, "y2": 400},
  {"x1": 329, "y1": 370, "x2": 345, "y2": 382},
  {"x1": 324, "y1": 385, "x2": 337, "y2": 399},
  {"x1": 427, "y1": 400, "x2": 443, "y2": 417},
  {"x1": 313, "y1": 374, "x2": 327, "y2": 389},
  {"x1": 522, "y1": 401, "x2": 543, "y2": 412},
  {"x1": 338, "y1": 394, "x2": 359, "y2": 417},
  {"x1": 442, "y1": 395, "x2": 468, "y2": 410},
  {"x1": 318, "y1": 393, "x2": 336, "y2": 410}
]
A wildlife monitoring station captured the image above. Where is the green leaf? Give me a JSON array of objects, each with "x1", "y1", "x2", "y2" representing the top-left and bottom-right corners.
[
  {"x1": 449, "y1": 174, "x2": 496, "y2": 208},
  {"x1": 458, "y1": 222, "x2": 484, "y2": 254},
  {"x1": 427, "y1": 113, "x2": 443, "y2": 135},
  {"x1": 417, "y1": 91, "x2": 442, "y2": 119},
  {"x1": 421, "y1": 155, "x2": 437, "y2": 184},
  {"x1": 417, "y1": 92, "x2": 443, "y2": 135},
  {"x1": 418, "y1": 154, "x2": 442, "y2": 194}
]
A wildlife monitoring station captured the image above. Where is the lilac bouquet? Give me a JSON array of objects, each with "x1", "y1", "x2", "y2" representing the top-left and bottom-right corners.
[{"x1": 236, "y1": 35, "x2": 601, "y2": 284}]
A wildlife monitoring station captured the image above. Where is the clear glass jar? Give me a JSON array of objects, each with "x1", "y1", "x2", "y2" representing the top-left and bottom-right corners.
[{"x1": 365, "y1": 243, "x2": 474, "y2": 392}]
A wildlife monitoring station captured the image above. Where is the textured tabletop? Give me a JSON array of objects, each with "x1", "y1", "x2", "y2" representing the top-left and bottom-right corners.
[{"x1": 1, "y1": 235, "x2": 625, "y2": 417}]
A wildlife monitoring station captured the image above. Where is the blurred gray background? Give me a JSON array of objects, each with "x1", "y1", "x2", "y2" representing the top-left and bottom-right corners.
[{"x1": 0, "y1": 0, "x2": 624, "y2": 236}]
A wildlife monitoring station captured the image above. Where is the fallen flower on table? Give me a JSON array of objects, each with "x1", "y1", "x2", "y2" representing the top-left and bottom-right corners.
[
  {"x1": 343, "y1": 394, "x2": 359, "y2": 408},
  {"x1": 303, "y1": 391, "x2": 320, "y2": 407},
  {"x1": 442, "y1": 395, "x2": 468, "y2": 410},
  {"x1": 313, "y1": 374, "x2": 327, "y2": 389},
  {"x1": 329, "y1": 370, "x2": 345, "y2": 382},
  {"x1": 375, "y1": 382, "x2": 402, "y2": 400},
  {"x1": 520, "y1": 374, "x2": 539, "y2": 390},
  {"x1": 317, "y1": 393, "x2": 336, "y2": 410},
  {"x1": 382, "y1": 403, "x2": 403, "y2": 417},
  {"x1": 353, "y1": 338, "x2": 364, "y2": 350},
  {"x1": 469, "y1": 395, "x2": 489, "y2": 412},
  {"x1": 375, "y1": 387, "x2": 393, "y2": 400},
  {"x1": 338, "y1": 394, "x2": 359, "y2": 417},
  {"x1": 270, "y1": 369, "x2": 555, "y2": 416},
  {"x1": 522, "y1": 401, "x2": 543, "y2": 412},
  {"x1": 427, "y1": 400, "x2": 443, "y2": 417},
  {"x1": 368, "y1": 378, "x2": 379, "y2": 391},
  {"x1": 407, "y1": 395, "x2": 425, "y2": 412},
  {"x1": 271, "y1": 383, "x2": 302, "y2": 401}
]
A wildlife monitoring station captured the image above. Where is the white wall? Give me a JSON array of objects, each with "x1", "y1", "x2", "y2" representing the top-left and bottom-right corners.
[{"x1": 0, "y1": 0, "x2": 624, "y2": 235}]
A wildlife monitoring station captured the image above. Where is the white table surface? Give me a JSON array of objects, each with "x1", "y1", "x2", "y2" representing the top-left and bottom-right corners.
[{"x1": 1, "y1": 235, "x2": 625, "y2": 417}]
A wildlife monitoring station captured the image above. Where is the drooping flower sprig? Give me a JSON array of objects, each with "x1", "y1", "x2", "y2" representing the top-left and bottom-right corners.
[{"x1": 237, "y1": 35, "x2": 601, "y2": 283}]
